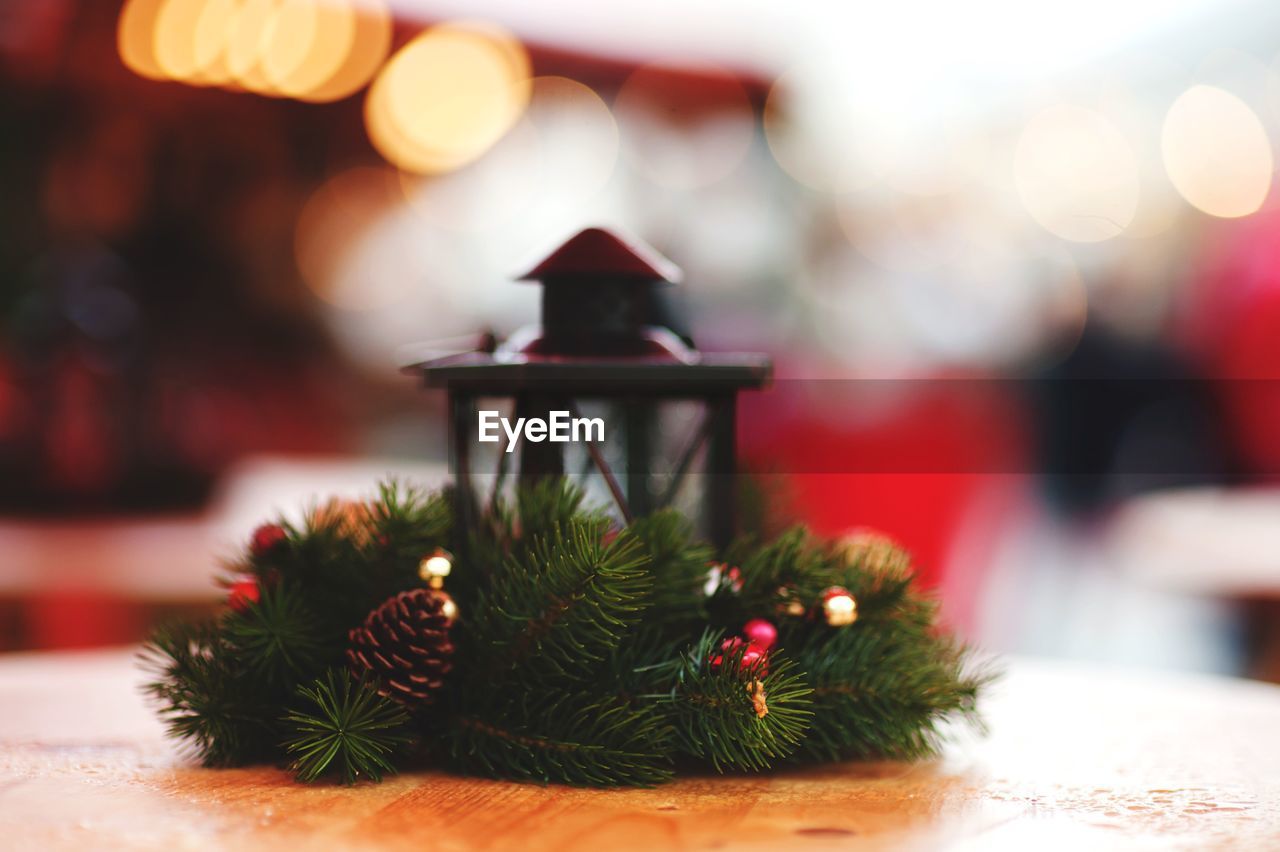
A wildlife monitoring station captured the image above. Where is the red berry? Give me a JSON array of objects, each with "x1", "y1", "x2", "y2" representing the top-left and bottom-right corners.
[
  {"x1": 743, "y1": 618, "x2": 778, "y2": 651},
  {"x1": 709, "y1": 637, "x2": 768, "y2": 674},
  {"x1": 250, "y1": 523, "x2": 287, "y2": 558},
  {"x1": 228, "y1": 577, "x2": 260, "y2": 612},
  {"x1": 741, "y1": 647, "x2": 768, "y2": 674}
]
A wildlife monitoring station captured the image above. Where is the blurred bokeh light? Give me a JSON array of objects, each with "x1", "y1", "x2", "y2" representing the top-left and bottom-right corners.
[
  {"x1": 1161, "y1": 84, "x2": 1273, "y2": 218},
  {"x1": 1015, "y1": 105, "x2": 1140, "y2": 243},
  {"x1": 364, "y1": 20, "x2": 530, "y2": 174},
  {"x1": 5, "y1": 0, "x2": 1280, "y2": 682},
  {"x1": 119, "y1": 0, "x2": 391, "y2": 99}
]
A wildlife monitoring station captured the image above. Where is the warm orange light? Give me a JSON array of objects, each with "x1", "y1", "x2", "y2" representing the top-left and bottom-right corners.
[
  {"x1": 298, "y1": 0, "x2": 392, "y2": 103},
  {"x1": 226, "y1": 0, "x2": 283, "y2": 94},
  {"x1": 153, "y1": 0, "x2": 209, "y2": 82},
  {"x1": 365, "y1": 22, "x2": 531, "y2": 175},
  {"x1": 122, "y1": 0, "x2": 389, "y2": 102},
  {"x1": 118, "y1": 0, "x2": 168, "y2": 80},
  {"x1": 191, "y1": 0, "x2": 240, "y2": 85},
  {"x1": 261, "y1": 0, "x2": 356, "y2": 98}
]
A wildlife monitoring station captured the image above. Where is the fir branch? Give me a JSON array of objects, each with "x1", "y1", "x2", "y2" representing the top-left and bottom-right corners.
[
  {"x1": 139, "y1": 621, "x2": 280, "y2": 767},
  {"x1": 826, "y1": 537, "x2": 928, "y2": 624},
  {"x1": 515, "y1": 478, "x2": 590, "y2": 539},
  {"x1": 710, "y1": 527, "x2": 832, "y2": 626},
  {"x1": 446, "y1": 691, "x2": 674, "y2": 787},
  {"x1": 786, "y1": 618, "x2": 991, "y2": 762},
  {"x1": 663, "y1": 631, "x2": 813, "y2": 772},
  {"x1": 255, "y1": 480, "x2": 453, "y2": 634},
  {"x1": 629, "y1": 510, "x2": 714, "y2": 625},
  {"x1": 467, "y1": 520, "x2": 652, "y2": 679},
  {"x1": 369, "y1": 478, "x2": 453, "y2": 565},
  {"x1": 282, "y1": 669, "x2": 413, "y2": 784},
  {"x1": 222, "y1": 585, "x2": 330, "y2": 684}
]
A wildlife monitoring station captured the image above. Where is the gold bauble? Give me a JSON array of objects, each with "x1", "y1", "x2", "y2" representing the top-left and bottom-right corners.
[
  {"x1": 822, "y1": 586, "x2": 858, "y2": 627},
  {"x1": 418, "y1": 549, "x2": 453, "y2": 588}
]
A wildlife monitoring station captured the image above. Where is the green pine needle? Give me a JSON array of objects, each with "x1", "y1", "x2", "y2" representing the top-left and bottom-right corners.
[
  {"x1": 788, "y1": 621, "x2": 992, "y2": 762},
  {"x1": 140, "y1": 621, "x2": 279, "y2": 767},
  {"x1": 665, "y1": 630, "x2": 814, "y2": 772},
  {"x1": 283, "y1": 670, "x2": 413, "y2": 785},
  {"x1": 629, "y1": 510, "x2": 714, "y2": 625},
  {"x1": 515, "y1": 478, "x2": 590, "y2": 539},
  {"x1": 467, "y1": 519, "x2": 652, "y2": 679},
  {"x1": 222, "y1": 585, "x2": 328, "y2": 684},
  {"x1": 447, "y1": 690, "x2": 674, "y2": 787}
]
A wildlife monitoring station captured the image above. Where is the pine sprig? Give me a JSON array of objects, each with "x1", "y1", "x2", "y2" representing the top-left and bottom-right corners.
[
  {"x1": 283, "y1": 669, "x2": 413, "y2": 784},
  {"x1": 467, "y1": 520, "x2": 652, "y2": 679},
  {"x1": 446, "y1": 690, "x2": 674, "y2": 787},
  {"x1": 368, "y1": 479, "x2": 453, "y2": 565},
  {"x1": 664, "y1": 631, "x2": 813, "y2": 772},
  {"x1": 222, "y1": 585, "x2": 330, "y2": 684},
  {"x1": 711, "y1": 528, "x2": 832, "y2": 625},
  {"x1": 140, "y1": 621, "x2": 280, "y2": 767},
  {"x1": 515, "y1": 478, "x2": 591, "y2": 539},
  {"x1": 786, "y1": 616, "x2": 990, "y2": 762},
  {"x1": 629, "y1": 510, "x2": 714, "y2": 626}
]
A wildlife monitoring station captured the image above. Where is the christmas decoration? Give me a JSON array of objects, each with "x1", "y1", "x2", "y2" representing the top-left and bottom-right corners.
[
  {"x1": 142, "y1": 478, "x2": 988, "y2": 787},
  {"x1": 822, "y1": 586, "x2": 858, "y2": 626},
  {"x1": 704, "y1": 562, "x2": 743, "y2": 596},
  {"x1": 779, "y1": 589, "x2": 807, "y2": 618},
  {"x1": 140, "y1": 231, "x2": 989, "y2": 788},
  {"x1": 418, "y1": 549, "x2": 458, "y2": 623},
  {"x1": 251, "y1": 523, "x2": 287, "y2": 558},
  {"x1": 347, "y1": 588, "x2": 456, "y2": 707},
  {"x1": 226, "y1": 575, "x2": 260, "y2": 613},
  {"x1": 746, "y1": 679, "x2": 769, "y2": 719},
  {"x1": 711, "y1": 637, "x2": 767, "y2": 674},
  {"x1": 743, "y1": 618, "x2": 777, "y2": 651},
  {"x1": 283, "y1": 669, "x2": 411, "y2": 784}
]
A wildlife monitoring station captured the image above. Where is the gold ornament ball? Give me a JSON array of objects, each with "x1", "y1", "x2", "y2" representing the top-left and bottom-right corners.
[
  {"x1": 438, "y1": 594, "x2": 459, "y2": 624},
  {"x1": 419, "y1": 549, "x2": 453, "y2": 588},
  {"x1": 822, "y1": 586, "x2": 858, "y2": 626}
]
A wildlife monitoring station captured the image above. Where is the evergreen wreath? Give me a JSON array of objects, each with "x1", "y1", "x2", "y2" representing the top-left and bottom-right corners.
[{"x1": 142, "y1": 478, "x2": 991, "y2": 787}]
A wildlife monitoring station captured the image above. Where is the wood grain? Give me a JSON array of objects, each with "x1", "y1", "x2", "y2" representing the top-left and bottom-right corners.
[{"x1": 0, "y1": 650, "x2": 1277, "y2": 850}]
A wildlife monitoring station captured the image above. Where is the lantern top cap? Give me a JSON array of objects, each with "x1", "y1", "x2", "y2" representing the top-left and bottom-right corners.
[{"x1": 517, "y1": 227, "x2": 683, "y2": 285}]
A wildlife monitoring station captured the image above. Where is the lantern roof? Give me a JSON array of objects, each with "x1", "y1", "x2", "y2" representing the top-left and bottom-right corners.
[{"x1": 517, "y1": 227, "x2": 683, "y2": 285}]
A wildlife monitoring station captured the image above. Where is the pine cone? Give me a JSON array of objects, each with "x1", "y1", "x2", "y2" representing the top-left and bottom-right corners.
[{"x1": 347, "y1": 589, "x2": 455, "y2": 707}]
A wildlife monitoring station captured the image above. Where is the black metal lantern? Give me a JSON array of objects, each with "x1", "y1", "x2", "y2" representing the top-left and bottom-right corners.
[{"x1": 407, "y1": 228, "x2": 770, "y2": 548}]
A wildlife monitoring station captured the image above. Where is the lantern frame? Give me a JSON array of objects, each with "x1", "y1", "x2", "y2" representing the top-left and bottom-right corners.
[{"x1": 406, "y1": 229, "x2": 771, "y2": 548}]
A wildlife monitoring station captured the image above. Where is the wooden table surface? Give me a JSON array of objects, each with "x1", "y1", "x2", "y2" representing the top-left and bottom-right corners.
[{"x1": 0, "y1": 650, "x2": 1277, "y2": 851}]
